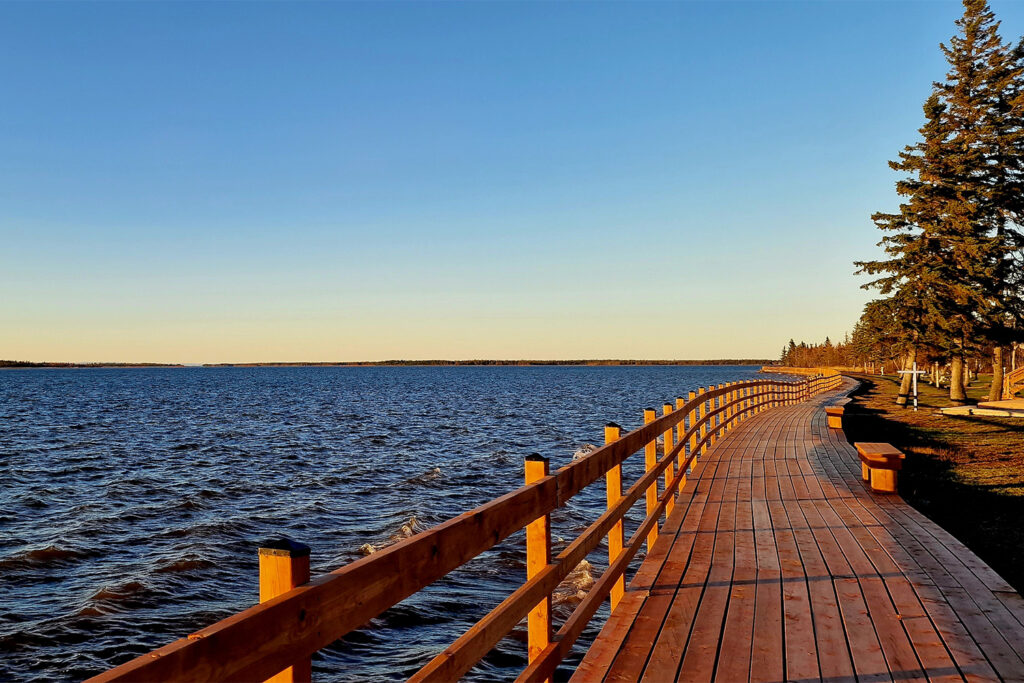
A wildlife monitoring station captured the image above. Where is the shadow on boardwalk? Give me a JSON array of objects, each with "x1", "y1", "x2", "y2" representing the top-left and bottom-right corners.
[{"x1": 842, "y1": 377, "x2": 1024, "y2": 596}]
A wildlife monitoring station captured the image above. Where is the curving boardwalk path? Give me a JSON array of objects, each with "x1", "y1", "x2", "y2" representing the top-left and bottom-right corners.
[{"x1": 574, "y1": 379, "x2": 1024, "y2": 682}]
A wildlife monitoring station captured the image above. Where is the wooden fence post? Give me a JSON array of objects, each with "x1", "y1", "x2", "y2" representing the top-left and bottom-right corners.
[
  {"x1": 643, "y1": 409, "x2": 659, "y2": 551},
  {"x1": 524, "y1": 454, "x2": 551, "y2": 675},
  {"x1": 721, "y1": 383, "x2": 731, "y2": 433},
  {"x1": 604, "y1": 422, "x2": 625, "y2": 610},
  {"x1": 698, "y1": 388, "x2": 709, "y2": 455},
  {"x1": 688, "y1": 391, "x2": 699, "y2": 464},
  {"x1": 662, "y1": 403, "x2": 675, "y2": 517},
  {"x1": 675, "y1": 396, "x2": 687, "y2": 470},
  {"x1": 710, "y1": 386, "x2": 720, "y2": 446},
  {"x1": 259, "y1": 539, "x2": 312, "y2": 683},
  {"x1": 717, "y1": 384, "x2": 726, "y2": 437},
  {"x1": 727, "y1": 383, "x2": 735, "y2": 428}
]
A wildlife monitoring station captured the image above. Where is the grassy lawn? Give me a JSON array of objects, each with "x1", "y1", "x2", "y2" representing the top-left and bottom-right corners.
[{"x1": 842, "y1": 372, "x2": 1024, "y2": 593}]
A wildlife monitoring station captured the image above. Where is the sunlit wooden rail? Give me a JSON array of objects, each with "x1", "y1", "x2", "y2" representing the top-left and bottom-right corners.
[{"x1": 88, "y1": 373, "x2": 842, "y2": 683}]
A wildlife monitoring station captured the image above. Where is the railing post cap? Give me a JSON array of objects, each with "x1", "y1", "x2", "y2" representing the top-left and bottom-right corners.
[
  {"x1": 524, "y1": 453, "x2": 549, "y2": 463},
  {"x1": 605, "y1": 421, "x2": 622, "y2": 430},
  {"x1": 259, "y1": 538, "x2": 311, "y2": 558},
  {"x1": 644, "y1": 407, "x2": 656, "y2": 413}
]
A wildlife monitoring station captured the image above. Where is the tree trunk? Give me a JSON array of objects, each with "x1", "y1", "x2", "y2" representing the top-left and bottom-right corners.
[
  {"x1": 896, "y1": 349, "x2": 914, "y2": 406},
  {"x1": 950, "y1": 353, "x2": 967, "y2": 405},
  {"x1": 989, "y1": 346, "x2": 1004, "y2": 401}
]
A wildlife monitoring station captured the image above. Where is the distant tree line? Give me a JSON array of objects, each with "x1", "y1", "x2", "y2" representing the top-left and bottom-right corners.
[
  {"x1": 0, "y1": 360, "x2": 183, "y2": 368},
  {"x1": 779, "y1": 337, "x2": 857, "y2": 369},
  {"x1": 204, "y1": 359, "x2": 775, "y2": 367},
  {"x1": 853, "y1": 0, "x2": 1024, "y2": 405}
]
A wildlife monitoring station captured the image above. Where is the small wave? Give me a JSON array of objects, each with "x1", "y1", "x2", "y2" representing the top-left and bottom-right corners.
[
  {"x1": 173, "y1": 497, "x2": 205, "y2": 511},
  {"x1": 156, "y1": 518, "x2": 252, "y2": 540},
  {"x1": 573, "y1": 444, "x2": 598, "y2": 460},
  {"x1": 89, "y1": 580, "x2": 148, "y2": 603},
  {"x1": 390, "y1": 466, "x2": 442, "y2": 488},
  {"x1": 0, "y1": 544, "x2": 88, "y2": 570},
  {"x1": 552, "y1": 560, "x2": 595, "y2": 606},
  {"x1": 359, "y1": 516, "x2": 427, "y2": 556},
  {"x1": 75, "y1": 604, "x2": 109, "y2": 618},
  {"x1": 171, "y1": 442, "x2": 201, "y2": 451},
  {"x1": 153, "y1": 557, "x2": 214, "y2": 574}
]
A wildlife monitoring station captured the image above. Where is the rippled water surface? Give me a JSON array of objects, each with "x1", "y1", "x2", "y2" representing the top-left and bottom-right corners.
[{"x1": 1, "y1": 365, "x2": 766, "y2": 681}]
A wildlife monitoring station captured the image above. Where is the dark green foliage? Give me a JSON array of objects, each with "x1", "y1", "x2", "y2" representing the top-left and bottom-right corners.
[{"x1": 855, "y1": 0, "x2": 1024, "y2": 400}]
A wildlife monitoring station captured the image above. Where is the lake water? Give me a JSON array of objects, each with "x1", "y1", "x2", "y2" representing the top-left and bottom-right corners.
[{"x1": 0, "y1": 365, "x2": 768, "y2": 681}]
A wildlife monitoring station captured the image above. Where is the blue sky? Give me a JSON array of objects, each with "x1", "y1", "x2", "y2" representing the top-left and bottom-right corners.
[{"x1": 3, "y1": 1, "x2": 1023, "y2": 363}]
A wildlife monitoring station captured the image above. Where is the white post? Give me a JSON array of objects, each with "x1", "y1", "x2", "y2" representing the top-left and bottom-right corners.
[{"x1": 897, "y1": 362, "x2": 927, "y2": 411}]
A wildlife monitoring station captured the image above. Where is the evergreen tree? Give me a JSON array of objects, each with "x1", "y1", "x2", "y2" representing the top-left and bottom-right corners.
[
  {"x1": 936, "y1": 0, "x2": 1024, "y2": 400},
  {"x1": 855, "y1": 93, "x2": 964, "y2": 402},
  {"x1": 858, "y1": 0, "x2": 1024, "y2": 404}
]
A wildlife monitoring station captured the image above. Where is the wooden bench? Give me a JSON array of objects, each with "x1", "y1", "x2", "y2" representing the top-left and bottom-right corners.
[
  {"x1": 824, "y1": 398, "x2": 850, "y2": 429},
  {"x1": 825, "y1": 406, "x2": 845, "y2": 429},
  {"x1": 854, "y1": 442, "x2": 905, "y2": 493}
]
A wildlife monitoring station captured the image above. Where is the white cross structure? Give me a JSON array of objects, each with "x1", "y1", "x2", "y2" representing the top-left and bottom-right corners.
[{"x1": 898, "y1": 361, "x2": 928, "y2": 411}]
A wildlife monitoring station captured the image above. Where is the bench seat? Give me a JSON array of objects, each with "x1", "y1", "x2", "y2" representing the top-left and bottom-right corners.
[
  {"x1": 824, "y1": 397, "x2": 851, "y2": 429},
  {"x1": 824, "y1": 405, "x2": 845, "y2": 428},
  {"x1": 854, "y1": 442, "x2": 905, "y2": 493}
]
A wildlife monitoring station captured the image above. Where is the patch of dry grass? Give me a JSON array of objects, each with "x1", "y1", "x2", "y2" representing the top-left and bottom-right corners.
[{"x1": 842, "y1": 373, "x2": 1024, "y2": 592}]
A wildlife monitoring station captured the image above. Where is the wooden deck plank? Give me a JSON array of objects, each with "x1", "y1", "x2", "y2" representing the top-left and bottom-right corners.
[
  {"x1": 714, "y1": 499, "x2": 755, "y2": 681},
  {"x1": 634, "y1": 503, "x2": 722, "y2": 680},
  {"x1": 859, "y1": 575, "x2": 928, "y2": 681},
  {"x1": 574, "y1": 379, "x2": 1024, "y2": 682},
  {"x1": 601, "y1": 494, "x2": 711, "y2": 682},
  {"x1": 770, "y1": 498, "x2": 820, "y2": 681},
  {"x1": 834, "y1": 576, "x2": 893, "y2": 682},
  {"x1": 749, "y1": 499, "x2": 784, "y2": 683},
  {"x1": 675, "y1": 486, "x2": 737, "y2": 682}
]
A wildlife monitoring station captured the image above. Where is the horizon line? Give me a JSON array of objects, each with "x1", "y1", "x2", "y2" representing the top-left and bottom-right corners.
[{"x1": 2, "y1": 358, "x2": 779, "y2": 369}]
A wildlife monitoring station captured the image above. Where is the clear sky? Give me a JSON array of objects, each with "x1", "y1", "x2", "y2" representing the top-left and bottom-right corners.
[{"x1": 3, "y1": 1, "x2": 1024, "y2": 363}]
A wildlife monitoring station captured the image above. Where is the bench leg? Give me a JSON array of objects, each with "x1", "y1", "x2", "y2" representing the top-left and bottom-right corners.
[
  {"x1": 827, "y1": 416, "x2": 842, "y2": 429},
  {"x1": 869, "y1": 468, "x2": 897, "y2": 493},
  {"x1": 861, "y1": 463, "x2": 870, "y2": 482}
]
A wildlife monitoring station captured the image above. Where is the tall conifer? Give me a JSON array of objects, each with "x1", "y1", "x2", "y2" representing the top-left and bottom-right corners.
[
  {"x1": 859, "y1": 0, "x2": 1024, "y2": 403},
  {"x1": 855, "y1": 94, "x2": 969, "y2": 401},
  {"x1": 936, "y1": 0, "x2": 1024, "y2": 399}
]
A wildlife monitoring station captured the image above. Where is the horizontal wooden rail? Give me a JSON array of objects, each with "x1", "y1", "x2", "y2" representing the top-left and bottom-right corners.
[{"x1": 89, "y1": 372, "x2": 842, "y2": 683}]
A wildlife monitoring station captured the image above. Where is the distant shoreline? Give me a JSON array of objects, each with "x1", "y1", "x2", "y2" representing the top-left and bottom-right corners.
[
  {"x1": 0, "y1": 361, "x2": 185, "y2": 369},
  {"x1": 2, "y1": 359, "x2": 776, "y2": 369},
  {"x1": 205, "y1": 359, "x2": 776, "y2": 367}
]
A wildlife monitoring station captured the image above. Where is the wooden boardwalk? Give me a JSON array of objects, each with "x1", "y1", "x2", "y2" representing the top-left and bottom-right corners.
[{"x1": 575, "y1": 379, "x2": 1024, "y2": 682}]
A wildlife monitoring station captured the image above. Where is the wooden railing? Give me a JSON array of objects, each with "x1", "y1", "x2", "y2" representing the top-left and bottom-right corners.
[{"x1": 88, "y1": 372, "x2": 842, "y2": 683}]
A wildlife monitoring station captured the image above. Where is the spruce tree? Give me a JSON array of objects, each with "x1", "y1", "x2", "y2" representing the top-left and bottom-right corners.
[
  {"x1": 858, "y1": 0, "x2": 1024, "y2": 404},
  {"x1": 935, "y1": 0, "x2": 1024, "y2": 399},
  {"x1": 855, "y1": 94, "x2": 968, "y2": 402}
]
